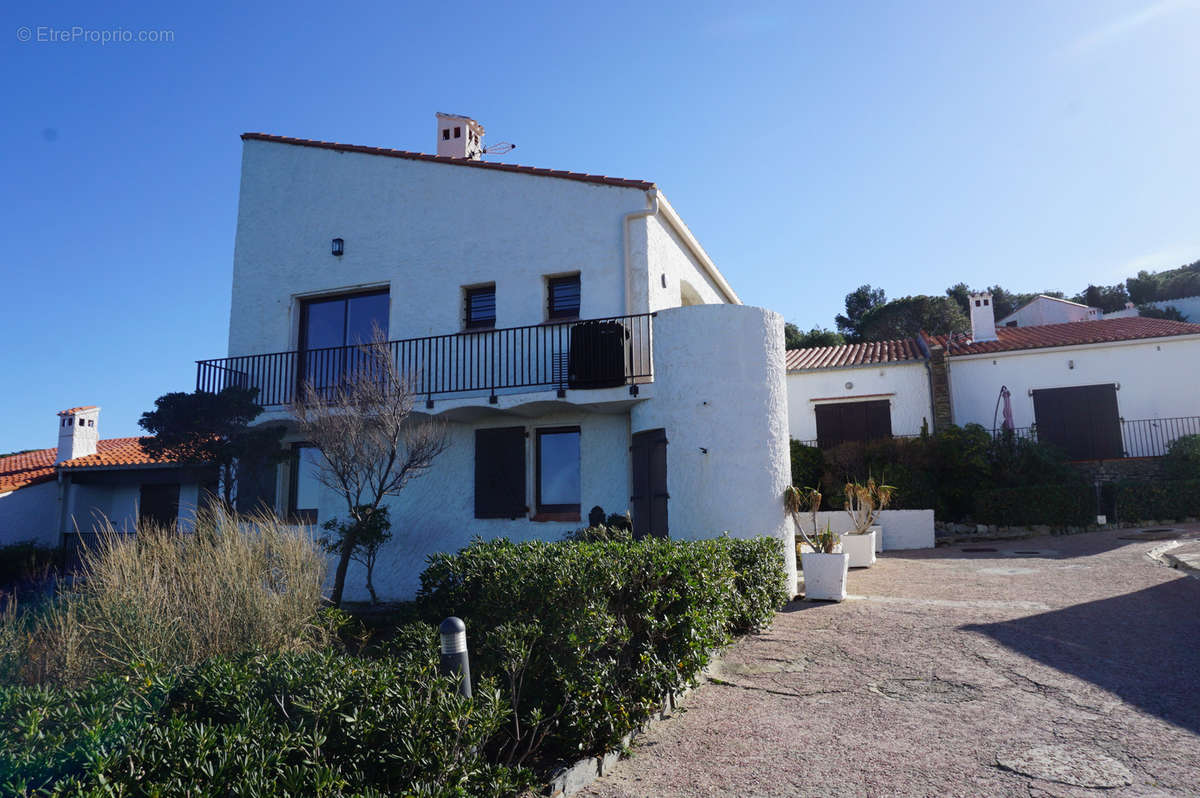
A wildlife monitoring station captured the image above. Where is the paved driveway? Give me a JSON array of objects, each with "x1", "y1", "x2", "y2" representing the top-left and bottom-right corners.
[{"x1": 582, "y1": 528, "x2": 1200, "y2": 798}]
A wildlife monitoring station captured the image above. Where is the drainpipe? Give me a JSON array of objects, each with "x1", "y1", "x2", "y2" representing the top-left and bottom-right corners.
[
  {"x1": 622, "y1": 191, "x2": 660, "y2": 316},
  {"x1": 54, "y1": 471, "x2": 67, "y2": 549},
  {"x1": 916, "y1": 335, "x2": 937, "y2": 434}
]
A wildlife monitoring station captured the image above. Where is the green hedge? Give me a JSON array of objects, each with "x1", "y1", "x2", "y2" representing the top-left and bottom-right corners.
[
  {"x1": 793, "y1": 424, "x2": 1081, "y2": 523},
  {"x1": 1114, "y1": 479, "x2": 1200, "y2": 522},
  {"x1": 417, "y1": 535, "x2": 787, "y2": 762},
  {"x1": 1, "y1": 536, "x2": 787, "y2": 795},
  {"x1": 973, "y1": 484, "x2": 1094, "y2": 527},
  {"x1": 0, "y1": 641, "x2": 529, "y2": 797}
]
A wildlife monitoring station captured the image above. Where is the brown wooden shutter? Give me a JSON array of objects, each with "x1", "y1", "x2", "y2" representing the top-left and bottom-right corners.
[
  {"x1": 631, "y1": 428, "x2": 668, "y2": 539},
  {"x1": 1033, "y1": 384, "x2": 1121, "y2": 460},
  {"x1": 475, "y1": 427, "x2": 527, "y2": 518}
]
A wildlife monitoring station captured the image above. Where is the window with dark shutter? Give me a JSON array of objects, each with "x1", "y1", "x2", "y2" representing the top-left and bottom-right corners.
[
  {"x1": 814, "y1": 400, "x2": 893, "y2": 449},
  {"x1": 1032, "y1": 384, "x2": 1122, "y2": 460},
  {"x1": 465, "y1": 285, "x2": 496, "y2": 329},
  {"x1": 548, "y1": 275, "x2": 581, "y2": 319},
  {"x1": 475, "y1": 427, "x2": 527, "y2": 518}
]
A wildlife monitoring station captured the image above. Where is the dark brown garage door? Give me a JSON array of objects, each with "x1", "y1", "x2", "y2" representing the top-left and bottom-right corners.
[
  {"x1": 1032, "y1": 384, "x2": 1122, "y2": 460},
  {"x1": 815, "y1": 400, "x2": 892, "y2": 449}
]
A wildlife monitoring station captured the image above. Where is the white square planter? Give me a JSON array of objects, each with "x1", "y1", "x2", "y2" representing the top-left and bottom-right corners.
[
  {"x1": 870, "y1": 525, "x2": 883, "y2": 553},
  {"x1": 800, "y1": 552, "x2": 848, "y2": 601},
  {"x1": 841, "y1": 530, "x2": 877, "y2": 568}
]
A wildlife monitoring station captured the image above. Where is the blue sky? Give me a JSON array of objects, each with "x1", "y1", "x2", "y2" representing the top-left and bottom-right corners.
[{"x1": 2, "y1": 0, "x2": 1197, "y2": 451}]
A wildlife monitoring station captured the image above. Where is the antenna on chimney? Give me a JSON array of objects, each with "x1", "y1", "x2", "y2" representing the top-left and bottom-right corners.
[{"x1": 435, "y1": 113, "x2": 515, "y2": 160}]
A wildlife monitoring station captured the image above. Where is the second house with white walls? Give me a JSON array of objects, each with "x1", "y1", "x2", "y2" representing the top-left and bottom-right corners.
[
  {"x1": 201, "y1": 116, "x2": 796, "y2": 600},
  {"x1": 785, "y1": 289, "x2": 1200, "y2": 462}
]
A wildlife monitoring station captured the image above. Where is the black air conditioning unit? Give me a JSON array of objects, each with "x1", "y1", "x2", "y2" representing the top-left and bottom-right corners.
[{"x1": 568, "y1": 320, "x2": 629, "y2": 389}]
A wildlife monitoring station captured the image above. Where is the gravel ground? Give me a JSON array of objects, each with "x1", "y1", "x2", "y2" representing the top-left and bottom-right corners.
[{"x1": 581, "y1": 527, "x2": 1200, "y2": 798}]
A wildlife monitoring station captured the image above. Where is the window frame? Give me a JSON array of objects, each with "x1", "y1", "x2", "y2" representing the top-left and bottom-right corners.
[
  {"x1": 535, "y1": 425, "x2": 581, "y2": 517},
  {"x1": 298, "y1": 288, "x2": 390, "y2": 353},
  {"x1": 464, "y1": 284, "x2": 497, "y2": 330},
  {"x1": 547, "y1": 274, "x2": 581, "y2": 320},
  {"x1": 287, "y1": 443, "x2": 321, "y2": 525}
]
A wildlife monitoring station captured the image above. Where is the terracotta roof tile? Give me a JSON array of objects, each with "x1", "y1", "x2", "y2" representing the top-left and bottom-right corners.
[
  {"x1": 242, "y1": 133, "x2": 657, "y2": 191},
  {"x1": 0, "y1": 438, "x2": 190, "y2": 493},
  {"x1": 786, "y1": 338, "x2": 923, "y2": 371},
  {"x1": 57, "y1": 406, "x2": 98, "y2": 415},
  {"x1": 927, "y1": 317, "x2": 1200, "y2": 356},
  {"x1": 0, "y1": 447, "x2": 57, "y2": 493}
]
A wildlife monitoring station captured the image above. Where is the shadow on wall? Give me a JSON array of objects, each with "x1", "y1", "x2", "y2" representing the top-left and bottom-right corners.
[{"x1": 963, "y1": 578, "x2": 1200, "y2": 735}]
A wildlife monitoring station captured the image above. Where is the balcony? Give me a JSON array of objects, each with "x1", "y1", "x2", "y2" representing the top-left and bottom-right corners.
[
  {"x1": 196, "y1": 313, "x2": 655, "y2": 409},
  {"x1": 795, "y1": 417, "x2": 1200, "y2": 460}
]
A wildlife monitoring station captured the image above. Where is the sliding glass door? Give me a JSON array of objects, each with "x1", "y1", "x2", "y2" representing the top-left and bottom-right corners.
[{"x1": 298, "y1": 290, "x2": 390, "y2": 395}]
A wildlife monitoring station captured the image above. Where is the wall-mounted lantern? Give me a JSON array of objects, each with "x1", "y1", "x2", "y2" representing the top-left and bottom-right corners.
[{"x1": 331, "y1": 237, "x2": 344, "y2": 257}]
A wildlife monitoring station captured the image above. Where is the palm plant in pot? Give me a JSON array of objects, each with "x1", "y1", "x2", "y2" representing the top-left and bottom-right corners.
[
  {"x1": 785, "y1": 485, "x2": 847, "y2": 602},
  {"x1": 842, "y1": 476, "x2": 895, "y2": 567}
]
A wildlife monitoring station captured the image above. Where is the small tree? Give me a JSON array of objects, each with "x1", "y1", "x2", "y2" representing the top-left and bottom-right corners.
[
  {"x1": 290, "y1": 334, "x2": 448, "y2": 607},
  {"x1": 319, "y1": 506, "x2": 393, "y2": 604},
  {"x1": 138, "y1": 387, "x2": 286, "y2": 508}
]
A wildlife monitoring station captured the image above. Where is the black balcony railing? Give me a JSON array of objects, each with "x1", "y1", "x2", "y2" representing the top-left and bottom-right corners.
[
  {"x1": 994, "y1": 416, "x2": 1200, "y2": 459},
  {"x1": 196, "y1": 313, "x2": 655, "y2": 408},
  {"x1": 795, "y1": 417, "x2": 1200, "y2": 460}
]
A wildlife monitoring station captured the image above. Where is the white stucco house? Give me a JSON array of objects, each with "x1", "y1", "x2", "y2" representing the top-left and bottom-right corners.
[
  {"x1": 996, "y1": 294, "x2": 1101, "y2": 328},
  {"x1": 0, "y1": 406, "x2": 216, "y2": 549},
  {"x1": 785, "y1": 339, "x2": 932, "y2": 447},
  {"x1": 785, "y1": 290, "x2": 1200, "y2": 462},
  {"x1": 1144, "y1": 295, "x2": 1200, "y2": 322},
  {"x1": 201, "y1": 116, "x2": 796, "y2": 601}
]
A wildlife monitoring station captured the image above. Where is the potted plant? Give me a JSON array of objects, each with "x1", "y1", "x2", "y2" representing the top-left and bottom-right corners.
[
  {"x1": 842, "y1": 477, "x2": 895, "y2": 567},
  {"x1": 784, "y1": 485, "x2": 848, "y2": 602}
]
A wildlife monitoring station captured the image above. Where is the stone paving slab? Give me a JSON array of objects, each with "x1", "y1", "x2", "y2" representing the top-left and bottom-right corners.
[{"x1": 580, "y1": 527, "x2": 1200, "y2": 798}]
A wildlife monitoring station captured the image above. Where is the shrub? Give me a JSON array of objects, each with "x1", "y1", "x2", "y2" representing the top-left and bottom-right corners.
[
  {"x1": 973, "y1": 484, "x2": 1093, "y2": 527},
  {"x1": 417, "y1": 535, "x2": 786, "y2": 763},
  {"x1": 727, "y1": 536, "x2": 789, "y2": 634},
  {"x1": 789, "y1": 440, "x2": 824, "y2": 489},
  {"x1": 1164, "y1": 435, "x2": 1200, "y2": 481},
  {"x1": 803, "y1": 425, "x2": 1077, "y2": 522},
  {"x1": 4, "y1": 506, "x2": 330, "y2": 687},
  {"x1": 1114, "y1": 479, "x2": 1200, "y2": 522},
  {"x1": 0, "y1": 542, "x2": 61, "y2": 593},
  {"x1": 0, "y1": 647, "x2": 529, "y2": 797},
  {"x1": 560, "y1": 523, "x2": 633, "y2": 542}
]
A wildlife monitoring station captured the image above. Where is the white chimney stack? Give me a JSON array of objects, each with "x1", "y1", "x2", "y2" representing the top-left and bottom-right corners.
[
  {"x1": 56, "y1": 405, "x2": 100, "y2": 464},
  {"x1": 968, "y1": 291, "x2": 997, "y2": 342},
  {"x1": 435, "y1": 112, "x2": 485, "y2": 160}
]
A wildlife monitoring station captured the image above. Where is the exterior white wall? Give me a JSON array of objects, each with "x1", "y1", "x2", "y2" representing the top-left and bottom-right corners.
[
  {"x1": 0, "y1": 482, "x2": 59, "y2": 546},
  {"x1": 631, "y1": 304, "x2": 797, "y2": 597},
  {"x1": 948, "y1": 336, "x2": 1200, "y2": 431},
  {"x1": 299, "y1": 410, "x2": 632, "y2": 602},
  {"x1": 641, "y1": 214, "x2": 730, "y2": 312},
  {"x1": 230, "y1": 140, "x2": 653, "y2": 358},
  {"x1": 1146, "y1": 296, "x2": 1200, "y2": 321},
  {"x1": 806, "y1": 509, "x2": 935, "y2": 551},
  {"x1": 786, "y1": 362, "x2": 932, "y2": 442},
  {"x1": 998, "y1": 297, "x2": 1095, "y2": 328}
]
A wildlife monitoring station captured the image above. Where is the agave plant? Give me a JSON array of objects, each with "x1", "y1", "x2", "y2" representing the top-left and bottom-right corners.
[
  {"x1": 844, "y1": 476, "x2": 896, "y2": 535},
  {"x1": 784, "y1": 485, "x2": 838, "y2": 552}
]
